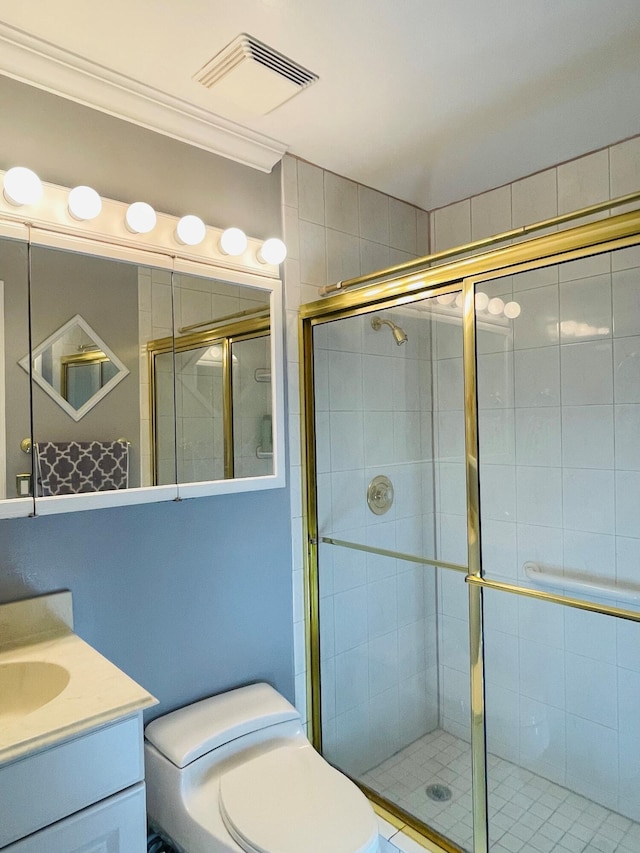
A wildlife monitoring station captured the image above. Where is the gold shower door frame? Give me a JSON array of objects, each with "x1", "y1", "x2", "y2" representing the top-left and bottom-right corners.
[{"x1": 300, "y1": 208, "x2": 640, "y2": 853}]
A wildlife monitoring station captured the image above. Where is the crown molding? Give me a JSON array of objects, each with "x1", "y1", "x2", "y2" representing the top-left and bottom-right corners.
[{"x1": 0, "y1": 21, "x2": 288, "y2": 173}]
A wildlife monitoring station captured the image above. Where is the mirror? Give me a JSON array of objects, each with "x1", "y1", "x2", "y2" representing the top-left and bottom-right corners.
[
  {"x1": 0, "y1": 231, "x2": 283, "y2": 515},
  {"x1": 20, "y1": 314, "x2": 129, "y2": 421},
  {"x1": 149, "y1": 272, "x2": 272, "y2": 485}
]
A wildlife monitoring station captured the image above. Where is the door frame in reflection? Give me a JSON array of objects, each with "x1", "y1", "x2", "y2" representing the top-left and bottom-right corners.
[{"x1": 147, "y1": 311, "x2": 270, "y2": 485}]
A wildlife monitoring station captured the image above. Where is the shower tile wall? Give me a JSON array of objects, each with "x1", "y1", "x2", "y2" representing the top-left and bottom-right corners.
[
  {"x1": 280, "y1": 155, "x2": 430, "y2": 726},
  {"x1": 314, "y1": 308, "x2": 438, "y2": 776},
  {"x1": 430, "y1": 134, "x2": 640, "y2": 822}
]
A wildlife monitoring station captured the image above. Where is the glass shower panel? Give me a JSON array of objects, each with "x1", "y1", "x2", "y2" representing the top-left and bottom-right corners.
[
  {"x1": 484, "y1": 587, "x2": 640, "y2": 853},
  {"x1": 476, "y1": 247, "x2": 640, "y2": 594},
  {"x1": 313, "y1": 290, "x2": 473, "y2": 851}
]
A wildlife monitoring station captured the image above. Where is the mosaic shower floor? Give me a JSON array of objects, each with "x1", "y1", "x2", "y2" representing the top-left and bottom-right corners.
[{"x1": 360, "y1": 729, "x2": 640, "y2": 853}]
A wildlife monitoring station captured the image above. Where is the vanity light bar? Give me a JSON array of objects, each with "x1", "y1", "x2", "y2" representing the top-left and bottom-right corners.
[{"x1": 0, "y1": 167, "x2": 286, "y2": 274}]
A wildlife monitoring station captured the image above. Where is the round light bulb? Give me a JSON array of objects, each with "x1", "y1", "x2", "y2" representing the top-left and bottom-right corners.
[
  {"x1": 3, "y1": 167, "x2": 43, "y2": 206},
  {"x1": 219, "y1": 227, "x2": 248, "y2": 256},
  {"x1": 455, "y1": 293, "x2": 464, "y2": 308},
  {"x1": 488, "y1": 297, "x2": 505, "y2": 316},
  {"x1": 176, "y1": 215, "x2": 206, "y2": 246},
  {"x1": 436, "y1": 293, "x2": 456, "y2": 305},
  {"x1": 504, "y1": 301, "x2": 521, "y2": 319},
  {"x1": 475, "y1": 292, "x2": 489, "y2": 311},
  {"x1": 258, "y1": 237, "x2": 287, "y2": 265},
  {"x1": 125, "y1": 201, "x2": 156, "y2": 234},
  {"x1": 68, "y1": 185, "x2": 102, "y2": 221}
]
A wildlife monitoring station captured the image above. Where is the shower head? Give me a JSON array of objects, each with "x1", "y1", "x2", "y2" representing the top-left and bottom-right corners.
[{"x1": 371, "y1": 316, "x2": 408, "y2": 345}]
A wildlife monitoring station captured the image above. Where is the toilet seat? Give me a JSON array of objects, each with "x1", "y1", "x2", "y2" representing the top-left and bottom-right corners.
[{"x1": 219, "y1": 744, "x2": 379, "y2": 853}]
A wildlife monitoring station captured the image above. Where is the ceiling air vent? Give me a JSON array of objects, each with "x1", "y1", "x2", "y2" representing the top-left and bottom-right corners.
[{"x1": 194, "y1": 34, "x2": 319, "y2": 115}]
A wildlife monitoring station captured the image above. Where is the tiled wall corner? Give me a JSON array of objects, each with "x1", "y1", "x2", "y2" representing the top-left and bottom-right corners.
[{"x1": 281, "y1": 154, "x2": 430, "y2": 727}]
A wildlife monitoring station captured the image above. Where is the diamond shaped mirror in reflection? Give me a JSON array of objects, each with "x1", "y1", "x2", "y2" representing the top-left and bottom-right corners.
[{"x1": 19, "y1": 314, "x2": 130, "y2": 422}]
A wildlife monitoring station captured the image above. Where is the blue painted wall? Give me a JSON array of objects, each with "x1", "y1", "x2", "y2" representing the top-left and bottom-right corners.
[{"x1": 0, "y1": 76, "x2": 294, "y2": 715}]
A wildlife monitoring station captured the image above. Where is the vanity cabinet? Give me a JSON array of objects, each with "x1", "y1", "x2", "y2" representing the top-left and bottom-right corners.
[{"x1": 0, "y1": 713, "x2": 147, "y2": 852}]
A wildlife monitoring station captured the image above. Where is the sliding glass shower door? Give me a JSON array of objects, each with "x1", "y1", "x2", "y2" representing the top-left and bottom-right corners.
[
  {"x1": 302, "y1": 211, "x2": 640, "y2": 853},
  {"x1": 312, "y1": 293, "x2": 475, "y2": 852},
  {"x1": 474, "y1": 248, "x2": 640, "y2": 853}
]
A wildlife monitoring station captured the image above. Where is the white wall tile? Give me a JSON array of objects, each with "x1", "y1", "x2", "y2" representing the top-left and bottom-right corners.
[
  {"x1": 518, "y1": 697, "x2": 566, "y2": 782},
  {"x1": 561, "y1": 340, "x2": 613, "y2": 405},
  {"x1": 615, "y1": 535, "x2": 640, "y2": 588},
  {"x1": 433, "y1": 199, "x2": 471, "y2": 252},
  {"x1": 324, "y1": 172, "x2": 359, "y2": 235},
  {"x1": 615, "y1": 471, "x2": 640, "y2": 537},
  {"x1": 326, "y1": 228, "x2": 361, "y2": 283},
  {"x1": 360, "y1": 238, "x2": 391, "y2": 276},
  {"x1": 297, "y1": 160, "x2": 325, "y2": 224},
  {"x1": 560, "y1": 274, "x2": 612, "y2": 343},
  {"x1": 332, "y1": 543, "x2": 367, "y2": 593},
  {"x1": 616, "y1": 405, "x2": 640, "y2": 473},
  {"x1": 364, "y1": 410, "x2": 395, "y2": 467},
  {"x1": 481, "y1": 519, "x2": 518, "y2": 581},
  {"x1": 477, "y1": 352, "x2": 514, "y2": 409},
  {"x1": 329, "y1": 469, "x2": 367, "y2": 532},
  {"x1": 557, "y1": 149, "x2": 611, "y2": 214},
  {"x1": 334, "y1": 645, "x2": 369, "y2": 714},
  {"x1": 471, "y1": 185, "x2": 512, "y2": 241},
  {"x1": 511, "y1": 169, "x2": 558, "y2": 227},
  {"x1": 610, "y1": 136, "x2": 640, "y2": 198},
  {"x1": 515, "y1": 407, "x2": 561, "y2": 467},
  {"x1": 565, "y1": 653, "x2": 617, "y2": 727},
  {"x1": 358, "y1": 185, "x2": 389, "y2": 244},
  {"x1": 368, "y1": 576, "x2": 398, "y2": 638},
  {"x1": 565, "y1": 715, "x2": 618, "y2": 806},
  {"x1": 561, "y1": 405, "x2": 614, "y2": 469},
  {"x1": 514, "y1": 346, "x2": 560, "y2": 407},
  {"x1": 563, "y1": 528, "x2": 616, "y2": 581},
  {"x1": 299, "y1": 219, "x2": 327, "y2": 286},
  {"x1": 563, "y1": 468, "x2": 615, "y2": 534},
  {"x1": 513, "y1": 264, "x2": 559, "y2": 293},
  {"x1": 564, "y1": 605, "x2": 616, "y2": 664},
  {"x1": 519, "y1": 639, "x2": 565, "y2": 709},
  {"x1": 518, "y1": 596, "x2": 565, "y2": 647},
  {"x1": 516, "y1": 466, "x2": 562, "y2": 527},
  {"x1": 369, "y1": 632, "x2": 399, "y2": 696},
  {"x1": 513, "y1": 284, "x2": 559, "y2": 349},
  {"x1": 614, "y1": 336, "x2": 640, "y2": 403},
  {"x1": 613, "y1": 268, "x2": 640, "y2": 338},
  {"x1": 329, "y1": 410, "x2": 364, "y2": 470},
  {"x1": 481, "y1": 464, "x2": 517, "y2": 522},
  {"x1": 389, "y1": 197, "x2": 417, "y2": 254}
]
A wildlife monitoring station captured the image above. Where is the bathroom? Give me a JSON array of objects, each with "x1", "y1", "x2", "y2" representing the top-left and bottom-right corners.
[{"x1": 0, "y1": 8, "x2": 639, "y2": 853}]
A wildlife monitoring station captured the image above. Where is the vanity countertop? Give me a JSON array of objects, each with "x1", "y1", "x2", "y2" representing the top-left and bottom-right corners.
[{"x1": 0, "y1": 591, "x2": 157, "y2": 766}]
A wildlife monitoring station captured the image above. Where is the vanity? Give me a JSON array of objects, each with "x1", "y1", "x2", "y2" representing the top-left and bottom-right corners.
[{"x1": 0, "y1": 592, "x2": 156, "y2": 851}]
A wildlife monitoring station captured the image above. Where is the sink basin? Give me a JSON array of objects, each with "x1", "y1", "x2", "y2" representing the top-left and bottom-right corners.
[{"x1": 0, "y1": 661, "x2": 70, "y2": 720}]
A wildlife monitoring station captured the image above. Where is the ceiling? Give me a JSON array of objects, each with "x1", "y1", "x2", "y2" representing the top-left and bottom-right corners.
[{"x1": 1, "y1": 0, "x2": 640, "y2": 210}]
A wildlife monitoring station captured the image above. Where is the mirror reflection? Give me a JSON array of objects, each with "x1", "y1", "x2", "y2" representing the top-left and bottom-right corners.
[
  {"x1": 149, "y1": 271, "x2": 272, "y2": 485},
  {"x1": 20, "y1": 314, "x2": 129, "y2": 421},
  {"x1": 0, "y1": 236, "x2": 275, "y2": 503}
]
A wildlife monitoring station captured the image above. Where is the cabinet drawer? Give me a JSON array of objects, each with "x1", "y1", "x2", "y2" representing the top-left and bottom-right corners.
[
  {"x1": 0, "y1": 715, "x2": 143, "y2": 847},
  {"x1": 4, "y1": 783, "x2": 147, "y2": 853}
]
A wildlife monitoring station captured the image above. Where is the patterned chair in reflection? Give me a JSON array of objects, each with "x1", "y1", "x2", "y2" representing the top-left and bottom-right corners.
[{"x1": 35, "y1": 440, "x2": 129, "y2": 496}]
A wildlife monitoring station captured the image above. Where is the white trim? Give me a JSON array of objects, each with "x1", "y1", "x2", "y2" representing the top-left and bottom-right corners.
[{"x1": 0, "y1": 22, "x2": 288, "y2": 173}]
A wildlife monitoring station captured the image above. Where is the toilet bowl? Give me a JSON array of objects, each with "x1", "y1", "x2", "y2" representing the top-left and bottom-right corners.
[{"x1": 144, "y1": 682, "x2": 380, "y2": 853}]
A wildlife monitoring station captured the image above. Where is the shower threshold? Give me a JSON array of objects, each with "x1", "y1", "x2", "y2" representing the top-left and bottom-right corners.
[{"x1": 360, "y1": 729, "x2": 640, "y2": 853}]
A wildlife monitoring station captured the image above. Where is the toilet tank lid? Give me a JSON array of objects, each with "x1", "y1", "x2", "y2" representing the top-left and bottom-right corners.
[{"x1": 144, "y1": 683, "x2": 300, "y2": 769}]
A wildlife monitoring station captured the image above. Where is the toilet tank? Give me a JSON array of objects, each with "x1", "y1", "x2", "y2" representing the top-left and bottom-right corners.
[{"x1": 145, "y1": 683, "x2": 301, "y2": 769}]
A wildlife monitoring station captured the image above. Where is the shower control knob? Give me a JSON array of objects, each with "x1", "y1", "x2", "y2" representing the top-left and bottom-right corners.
[{"x1": 367, "y1": 474, "x2": 394, "y2": 515}]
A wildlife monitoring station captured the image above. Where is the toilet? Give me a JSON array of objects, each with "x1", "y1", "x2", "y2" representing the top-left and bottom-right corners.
[{"x1": 144, "y1": 682, "x2": 380, "y2": 853}]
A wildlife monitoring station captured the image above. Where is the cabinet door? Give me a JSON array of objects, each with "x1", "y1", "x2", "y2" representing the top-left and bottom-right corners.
[{"x1": 4, "y1": 783, "x2": 146, "y2": 853}]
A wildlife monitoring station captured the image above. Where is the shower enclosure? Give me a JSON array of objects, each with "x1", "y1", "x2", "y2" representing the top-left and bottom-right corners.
[{"x1": 300, "y1": 207, "x2": 640, "y2": 853}]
